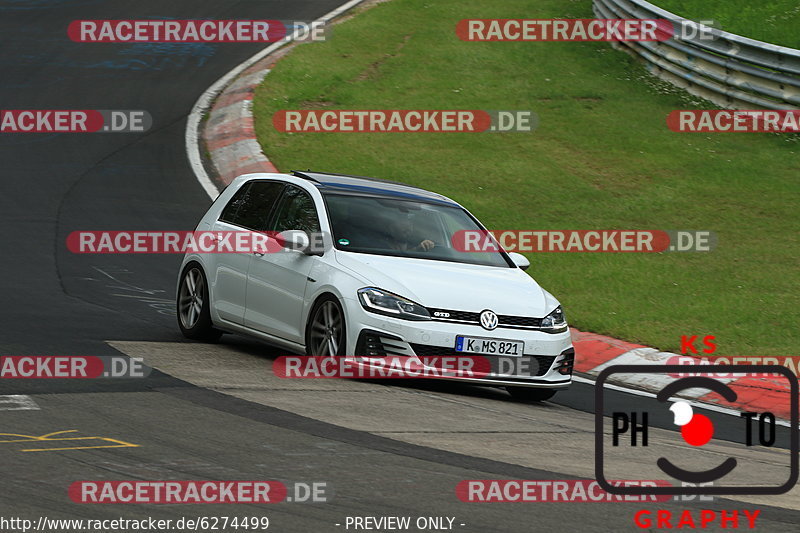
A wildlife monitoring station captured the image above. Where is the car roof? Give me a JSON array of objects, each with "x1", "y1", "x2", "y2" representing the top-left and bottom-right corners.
[{"x1": 291, "y1": 170, "x2": 459, "y2": 206}]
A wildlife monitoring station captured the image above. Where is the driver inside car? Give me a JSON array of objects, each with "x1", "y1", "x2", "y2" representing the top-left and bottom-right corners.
[{"x1": 388, "y1": 218, "x2": 435, "y2": 251}]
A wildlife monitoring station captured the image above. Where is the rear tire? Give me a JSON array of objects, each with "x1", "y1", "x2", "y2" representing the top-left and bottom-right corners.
[
  {"x1": 506, "y1": 387, "x2": 557, "y2": 402},
  {"x1": 177, "y1": 264, "x2": 222, "y2": 342}
]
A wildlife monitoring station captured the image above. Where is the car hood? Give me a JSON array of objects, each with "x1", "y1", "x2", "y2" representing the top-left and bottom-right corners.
[{"x1": 334, "y1": 251, "x2": 556, "y2": 317}]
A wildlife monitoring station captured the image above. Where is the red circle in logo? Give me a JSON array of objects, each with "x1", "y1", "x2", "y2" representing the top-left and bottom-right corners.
[{"x1": 681, "y1": 414, "x2": 714, "y2": 446}]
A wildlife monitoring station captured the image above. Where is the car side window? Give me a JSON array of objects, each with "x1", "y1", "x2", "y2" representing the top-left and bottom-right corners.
[
  {"x1": 271, "y1": 185, "x2": 321, "y2": 233},
  {"x1": 219, "y1": 181, "x2": 284, "y2": 230}
]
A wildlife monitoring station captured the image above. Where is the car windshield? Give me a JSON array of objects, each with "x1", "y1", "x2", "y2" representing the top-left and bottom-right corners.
[{"x1": 324, "y1": 193, "x2": 511, "y2": 267}]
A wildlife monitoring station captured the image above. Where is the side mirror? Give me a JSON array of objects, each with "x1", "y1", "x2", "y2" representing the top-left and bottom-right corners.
[
  {"x1": 508, "y1": 252, "x2": 530, "y2": 270},
  {"x1": 279, "y1": 230, "x2": 324, "y2": 256}
]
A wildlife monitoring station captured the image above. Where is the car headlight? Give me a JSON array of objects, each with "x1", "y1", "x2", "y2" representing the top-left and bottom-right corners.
[
  {"x1": 357, "y1": 288, "x2": 430, "y2": 321},
  {"x1": 540, "y1": 306, "x2": 568, "y2": 333}
]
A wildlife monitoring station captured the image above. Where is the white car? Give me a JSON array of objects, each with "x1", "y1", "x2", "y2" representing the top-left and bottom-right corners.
[{"x1": 177, "y1": 171, "x2": 574, "y2": 401}]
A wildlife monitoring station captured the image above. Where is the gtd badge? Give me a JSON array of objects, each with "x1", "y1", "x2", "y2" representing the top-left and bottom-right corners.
[
  {"x1": 595, "y1": 365, "x2": 798, "y2": 496},
  {"x1": 479, "y1": 310, "x2": 498, "y2": 331}
]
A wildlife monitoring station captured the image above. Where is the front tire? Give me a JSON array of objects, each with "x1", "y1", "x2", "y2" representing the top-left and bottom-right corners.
[
  {"x1": 306, "y1": 296, "x2": 347, "y2": 356},
  {"x1": 177, "y1": 264, "x2": 222, "y2": 342},
  {"x1": 506, "y1": 387, "x2": 557, "y2": 402}
]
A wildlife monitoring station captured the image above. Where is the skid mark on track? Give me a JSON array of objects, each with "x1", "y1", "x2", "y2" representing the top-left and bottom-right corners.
[
  {"x1": 0, "y1": 395, "x2": 40, "y2": 411},
  {"x1": 91, "y1": 266, "x2": 174, "y2": 316}
]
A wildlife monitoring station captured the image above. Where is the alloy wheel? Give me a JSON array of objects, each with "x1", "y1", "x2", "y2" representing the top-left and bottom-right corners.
[
  {"x1": 178, "y1": 267, "x2": 205, "y2": 330},
  {"x1": 309, "y1": 300, "x2": 343, "y2": 356}
]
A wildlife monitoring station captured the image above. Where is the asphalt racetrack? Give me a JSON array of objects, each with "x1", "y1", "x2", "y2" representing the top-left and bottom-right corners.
[{"x1": 1, "y1": 1, "x2": 799, "y2": 531}]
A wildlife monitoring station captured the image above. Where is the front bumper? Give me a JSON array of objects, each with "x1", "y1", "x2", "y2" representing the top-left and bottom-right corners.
[{"x1": 342, "y1": 297, "x2": 574, "y2": 389}]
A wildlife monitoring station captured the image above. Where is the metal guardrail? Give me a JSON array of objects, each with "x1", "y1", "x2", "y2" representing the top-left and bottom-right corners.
[{"x1": 592, "y1": 0, "x2": 800, "y2": 109}]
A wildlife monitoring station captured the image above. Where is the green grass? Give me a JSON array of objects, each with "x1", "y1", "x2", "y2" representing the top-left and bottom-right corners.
[
  {"x1": 252, "y1": 0, "x2": 800, "y2": 356},
  {"x1": 656, "y1": 0, "x2": 800, "y2": 48}
]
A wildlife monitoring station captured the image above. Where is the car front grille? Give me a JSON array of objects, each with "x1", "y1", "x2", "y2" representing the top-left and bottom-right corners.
[
  {"x1": 408, "y1": 343, "x2": 556, "y2": 376},
  {"x1": 430, "y1": 309, "x2": 480, "y2": 322},
  {"x1": 497, "y1": 314, "x2": 542, "y2": 328},
  {"x1": 428, "y1": 308, "x2": 543, "y2": 330}
]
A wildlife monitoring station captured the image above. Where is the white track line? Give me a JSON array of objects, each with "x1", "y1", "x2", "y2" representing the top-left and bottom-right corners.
[
  {"x1": 573, "y1": 375, "x2": 793, "y2": 428},
  {"x1": 186, "y1": 0, "x2": 369, "y2": 200}
]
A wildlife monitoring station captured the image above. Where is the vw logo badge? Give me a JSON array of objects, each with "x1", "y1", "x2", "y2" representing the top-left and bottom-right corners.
[{"x1": 479, "y1": 310, "x2": 498, "y2": 331}]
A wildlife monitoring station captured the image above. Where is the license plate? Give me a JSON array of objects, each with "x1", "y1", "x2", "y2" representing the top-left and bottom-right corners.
[{"x1": 455, "y1": 336, "x2": 524, "y2": 356}]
